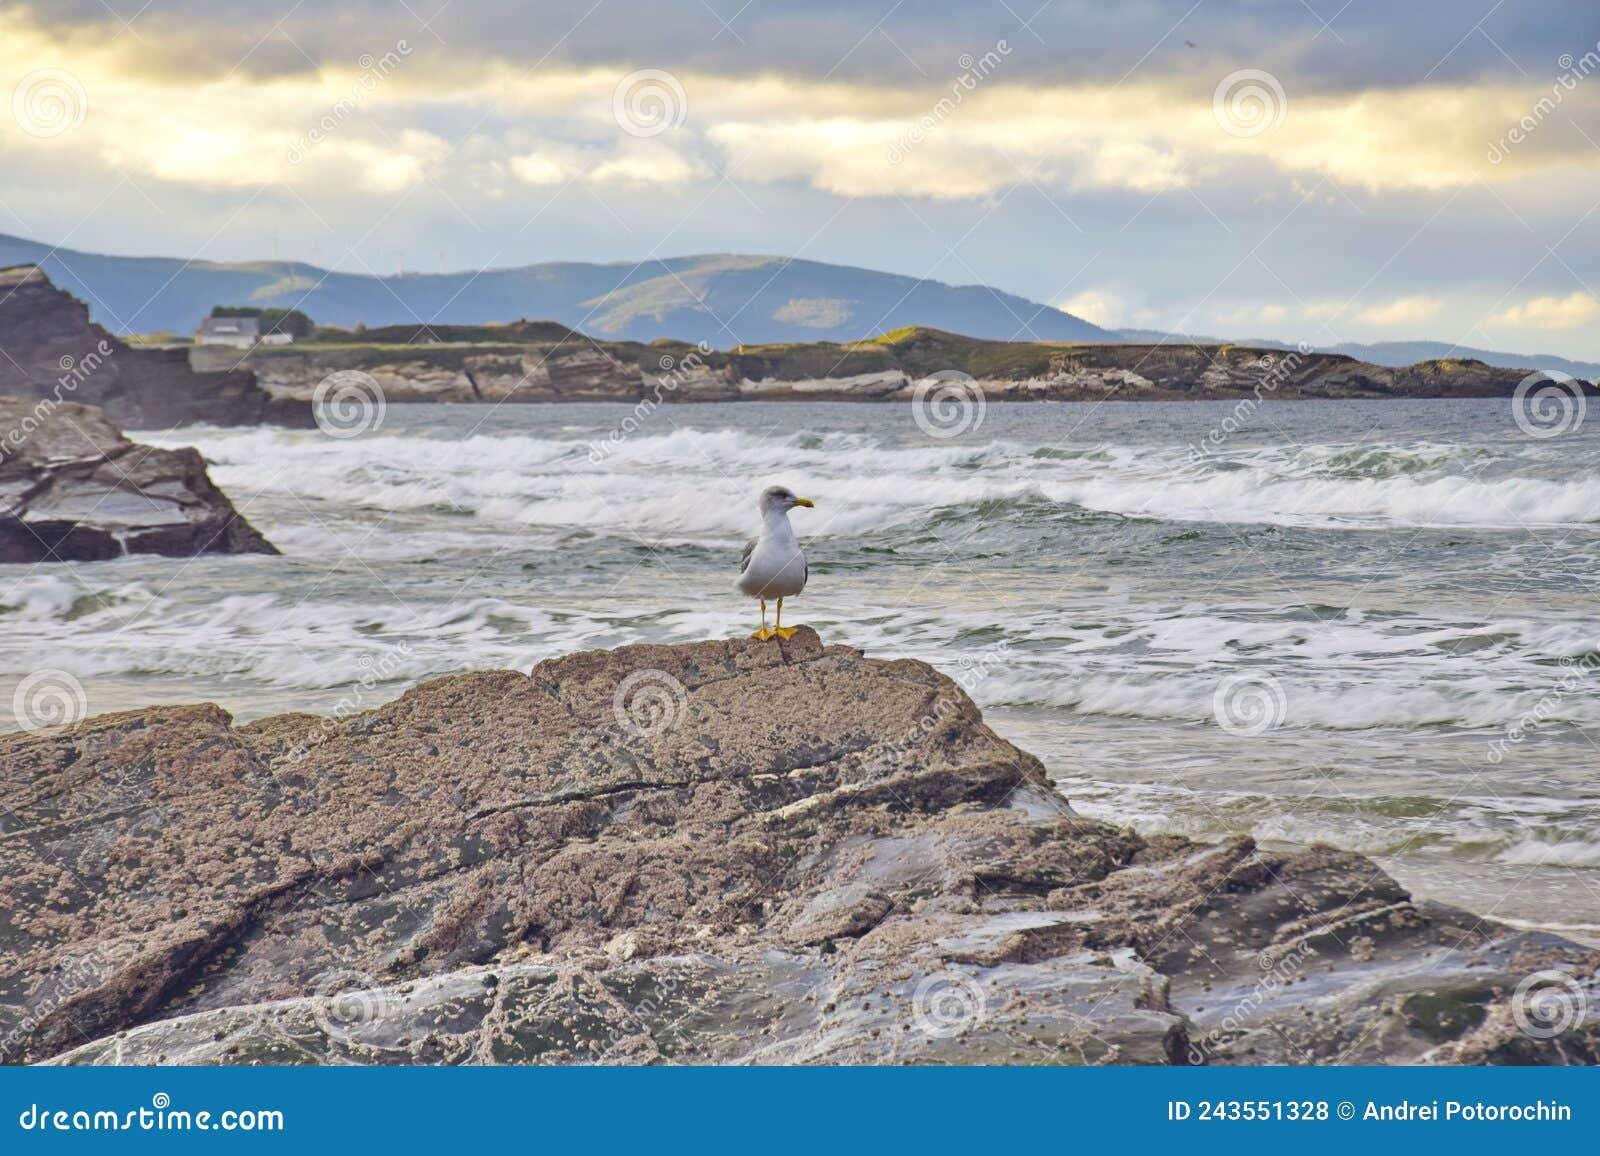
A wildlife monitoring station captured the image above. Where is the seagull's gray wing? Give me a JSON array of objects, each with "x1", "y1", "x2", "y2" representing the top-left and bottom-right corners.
[{"x1": 740, "y1": 538, "x2": 756, "y2": 573}]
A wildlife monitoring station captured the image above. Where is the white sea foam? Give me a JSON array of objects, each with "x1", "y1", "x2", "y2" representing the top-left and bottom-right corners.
[
  {"x1": 0, "y1": 575, "x2": 83, "y2": 620},
  {"x1": 976, "y1": 670, "x2": 1600, "y2": 730},
  {"x1": 9, "y1": 560, "x2": 1592, "y2": 734},
  {"x1": 1049, "y1": 470, "x2": 1600, "y2": 529},
  {"x1": 1498, "y1": 837, "x2": 1600, "y2": 867},
  {"x1": 147, "y1": 426, "x2": 1600, "y2": 536}
]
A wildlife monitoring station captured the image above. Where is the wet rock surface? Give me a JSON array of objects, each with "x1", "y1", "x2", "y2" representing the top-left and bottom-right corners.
[
  {"x1": 0, "y1": 397, "x2": 276, "y2": 562},
  {"x1": 2, "y1": 630, "x2": 1595, "y2": 1065},
  {"x1": 0, "y1": 265, "x2": 311, "y2": 428}
]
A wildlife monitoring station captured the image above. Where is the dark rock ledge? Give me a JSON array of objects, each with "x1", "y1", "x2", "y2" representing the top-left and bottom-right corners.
[
  {"x1": 0, "y1": 265, "x2": 311, "y2": 430},
  {"x1": 1, "y1": 630, "x2": 1594, "y2": 1065},
  {"x1": 0, "y1": 397, "x2": 275, "y2": 562}
]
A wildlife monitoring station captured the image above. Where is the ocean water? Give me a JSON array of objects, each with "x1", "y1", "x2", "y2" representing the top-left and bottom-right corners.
[{"x1": 4, "y1": 398, "x2": 1598, "y2": 940}]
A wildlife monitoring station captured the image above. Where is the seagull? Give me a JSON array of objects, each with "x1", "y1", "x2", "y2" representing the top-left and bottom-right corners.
[{"x1": 737, "y1": 485, "x2": 815, "y2": 640}]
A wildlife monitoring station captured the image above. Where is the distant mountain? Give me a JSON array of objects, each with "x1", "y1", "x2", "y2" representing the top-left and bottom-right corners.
[
  {"x1": 1114, "y1": 329, "x2": 1600, "y2": 380},
  {"x1": 0, "y1": 235, "x2": 1110, "y2": 346},
  {"x1": 1314, "y1": 340, "x2": 1600, "y2": 379},
  {"x1": 9, "y1": 230, "x2": 1583, "y2": 370}
]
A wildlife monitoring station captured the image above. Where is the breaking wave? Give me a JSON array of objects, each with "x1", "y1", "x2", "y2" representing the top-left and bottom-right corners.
[{"x1": 145, "y1": 425, "x2": 1600, "y2": 535}]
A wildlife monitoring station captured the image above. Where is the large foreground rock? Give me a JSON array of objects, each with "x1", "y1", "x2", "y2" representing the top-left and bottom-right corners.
[
  {"x1": 1, "y1": 631, "x2": 1595, "y2": 1065},
  {"x1": 0, "y1": 265, "x2": 311, "y2": 428},
  {"x1": 0, "y1": 397, "x2": 275, "y2": 562}
]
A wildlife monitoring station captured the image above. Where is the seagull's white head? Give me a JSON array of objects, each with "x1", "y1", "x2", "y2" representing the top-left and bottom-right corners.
[{"x1": 758, "y1": 485, "x2": 815, "y2": 517}]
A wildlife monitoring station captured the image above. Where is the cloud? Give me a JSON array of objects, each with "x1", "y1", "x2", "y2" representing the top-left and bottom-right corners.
[
  {"x1": 509, "y1": 153, "x2": 570, "y2": 186},
  {"x1": 710, "y1": 118, "x2": 1021, "y2": 199},
  {"x1": 707, "y1": 78, "x2": 1600, "y2": 198},
  {"x1": 19, "y1": 0, "x2": 1593, "y2": 93},
  {"x1": 1193, "y1": 301, "x2": 1297, "y2": 332},
  {"x1": 588, "y1": 147, "x2": 696, "y2": 185},
  {"x1": 1058, "y1": 290, "x2": 1122, "y2": 328},
  {"x1": 1356, "y1": 296, "x2": 1442, "y2": 326},
  {"x1": 1494, "y1": 292, "x2": 1600, "y2": 330},
  {"x1": 7, "y1": 0, "x2": 1600, "y2": 210}
]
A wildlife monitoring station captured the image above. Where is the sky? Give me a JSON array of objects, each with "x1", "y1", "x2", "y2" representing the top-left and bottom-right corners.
[{"x1": 1, "y1": 0, "x2": 1599, "y2": 356}]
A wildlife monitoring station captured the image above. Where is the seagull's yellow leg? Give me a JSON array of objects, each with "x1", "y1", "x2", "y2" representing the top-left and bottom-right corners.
[
  {"x1": 774, "y1": 596, "x2": 798, "y2": 640},
  {"x1": 751, "y1": 598, "x2": 775, "y2": 640}
]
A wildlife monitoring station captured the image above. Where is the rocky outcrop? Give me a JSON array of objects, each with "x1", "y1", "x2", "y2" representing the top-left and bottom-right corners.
[
  {"x1": 1003, "y1": 344, "x2": 1569, "y2": 400},
  {"x1": 0, "y1": 265, "x2": 312, "y2": 428},
  {"x1": 209, "y1": 326, "x2": 1596, "y2": 407},
  {"x1": 731, "y1": 343, "x2": 1586, "y2": 401},
  {"x1": 194, "y1": 342, "x2": 651, "y2": 404},
  {"x1": 3, "y1": 631, "x2": 1594, "y2": 1065},
  {"x1": 0, "y1": 397, "x2": 275, "y2": 562}
]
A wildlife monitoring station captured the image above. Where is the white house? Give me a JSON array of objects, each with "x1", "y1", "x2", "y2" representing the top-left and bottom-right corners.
[
  {"x1": 194, "y1": 317, "x2": 296, "y2": 348},
  {"x1": 195, "y1": 317, "x2": 259, "y2": 348}
]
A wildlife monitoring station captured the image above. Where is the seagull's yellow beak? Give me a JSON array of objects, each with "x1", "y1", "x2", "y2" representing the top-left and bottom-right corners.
[{"x1": 793, "y1": 498, "x2": 815, "y2": 508}]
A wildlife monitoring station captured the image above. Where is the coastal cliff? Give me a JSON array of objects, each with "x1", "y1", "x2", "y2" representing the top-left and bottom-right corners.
[
  {"x1": 200, "y1": 324, "x2": 1595, "y2": 406},
  {"x1": 3, "y1": 631, "x2": 1594, "y2": 1065},
  {"x1": 0, "y1": 266, "x2": 311, "y2": 429}
]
